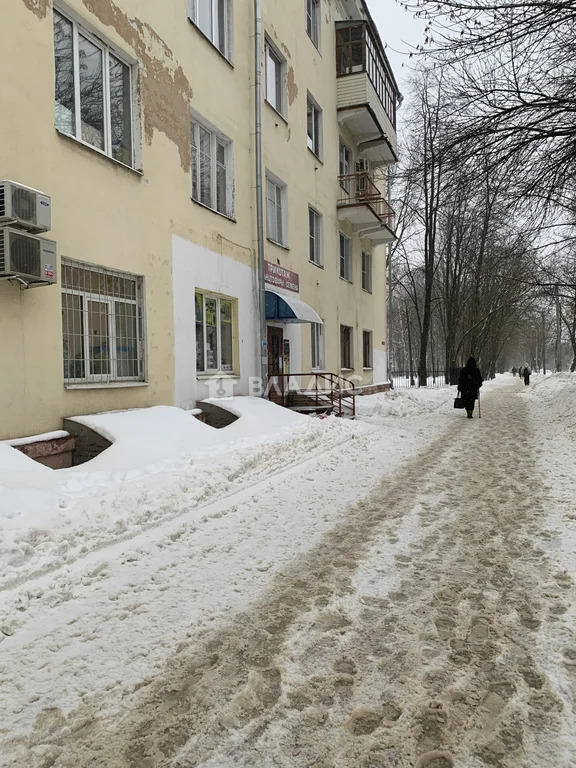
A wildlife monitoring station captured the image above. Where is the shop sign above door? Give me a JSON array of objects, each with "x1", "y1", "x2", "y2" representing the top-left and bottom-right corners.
[{"x1": 264, "y1": 261, "x2": 299, "y2": 293}]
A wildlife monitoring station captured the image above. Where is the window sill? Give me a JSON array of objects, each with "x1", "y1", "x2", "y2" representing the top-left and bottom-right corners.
[
  {"x1": 56, "y1": 129, "x2": 143, "y2": 176},
  {"x1": 309, "y1": 260, "x2": 324, "y2": 269},
  {"x1": 341, "y1": 368, "x2": 354, "y2": 372},
  {"x1": 363, "y1": 367, "x2": 373, "y2": 371},
  {"x1": 190, "y1": 197, "x2": 236, "y2": 222},
  {"x1": 267, "y1": 237, "x2": 290, "y2": 251},
  {"x1": 64, "y1": 381, "x2": 149, "y2": 390},
  {"x1": 362, "y1": 288, "x2": 373, "y2": 294},
  {"x1": 339, "y1": 276, "x2": 353, "y2": 284},
  {"x1": 187, "y1": 19, "x2": 234, "y2": 67},
  {"x1": 265, "y1": 100, "x2": 288, "y2": 124},
  {"x1": 196, "y1": 373, "x2": 240, "y2": 380},
  {"x1": 311, "y1": 368, "x2": 327, "y2": 373},
  {"x1": 307, "y1": 147, "x2": 323, "y2": 164}
]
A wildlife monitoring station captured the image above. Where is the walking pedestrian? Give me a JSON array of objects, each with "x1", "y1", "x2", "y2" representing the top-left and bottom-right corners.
[
  {"x1": 512, "y1": 366, "x2": 517, "y2": 377},
  {"x1": 457, "y1": 357, "x2": 483, "y2": 419},
  {"x1": 523, "y1": 363, "x2": 531, "y2": 385}
]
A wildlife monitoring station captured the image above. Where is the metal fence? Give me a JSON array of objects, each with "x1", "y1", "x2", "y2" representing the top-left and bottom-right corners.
[{"x1": 390, "y1": 371, "x2": 447, "y2": 389}]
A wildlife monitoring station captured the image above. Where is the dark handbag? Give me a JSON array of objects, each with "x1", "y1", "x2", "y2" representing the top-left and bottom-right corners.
[{"x1": 454, "y1": 397, "x2": 465, "y2": 409}]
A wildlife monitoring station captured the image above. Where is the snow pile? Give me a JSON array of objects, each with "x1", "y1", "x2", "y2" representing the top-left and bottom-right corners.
[
  {"x1": 0, "y1": 399, "x2": 358, "y2": 588},
  {"x1": 356, "y1": 372, "x2": 512, "y2": 419}
]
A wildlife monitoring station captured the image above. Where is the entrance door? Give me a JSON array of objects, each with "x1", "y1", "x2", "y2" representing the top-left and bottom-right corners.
[{"x1": 267, "y1": 326, "x2": 283, "y2": 377}]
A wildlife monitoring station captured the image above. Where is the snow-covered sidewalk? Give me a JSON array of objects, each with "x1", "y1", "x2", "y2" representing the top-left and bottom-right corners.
[{"x1": 2, "y1": 375, "x2": 576, "y2": 768}]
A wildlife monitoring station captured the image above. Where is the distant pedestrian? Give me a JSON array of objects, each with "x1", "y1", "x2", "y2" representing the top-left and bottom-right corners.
[
  {"x1": 457, "y1": 357, "x2": 483, "y2": 419},
  {"x1": 512, "y1": 366, "x2": 517, "y2": 377},
  {"x1": 523, "y1": 363, "x2": 531, "y2": 385}
]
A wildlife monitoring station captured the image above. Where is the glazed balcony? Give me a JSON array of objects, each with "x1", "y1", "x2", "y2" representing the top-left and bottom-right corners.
[
  {"x1": 336, "y1": 21, "x2": 398, "y2": 167},
  {"x1": 337, "y1": 172, "x2": 396, "y2": 244}
]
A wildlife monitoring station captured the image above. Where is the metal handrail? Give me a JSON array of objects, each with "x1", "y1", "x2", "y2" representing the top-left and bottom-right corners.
[
  {"x1": 267, "y1": 372, "x2": 356, "y2": 417},
  {"x1": 338, "y1": 172, "x2": 395, "y2": 230}
]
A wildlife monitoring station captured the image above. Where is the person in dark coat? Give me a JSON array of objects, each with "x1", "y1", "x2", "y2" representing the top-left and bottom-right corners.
[
  {"x1": 523, "y1": 363, "x2": 531, "y2": 385},
  {"x1": 457, "y1": 356, "x2": 483, "y2": 419}
]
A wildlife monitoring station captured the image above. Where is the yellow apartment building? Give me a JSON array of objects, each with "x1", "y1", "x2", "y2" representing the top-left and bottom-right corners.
[{"x1": 0, "y1": 0, "x2": 399, "y2": 444}]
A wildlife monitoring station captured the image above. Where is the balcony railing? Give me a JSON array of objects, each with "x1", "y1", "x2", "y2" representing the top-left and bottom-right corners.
[
  {"x1": 336, "y1": 22, "x2": 397, "y2": 129},
  {"x1": 338, "y1": 172, "x2": 395, "y2": 230}
]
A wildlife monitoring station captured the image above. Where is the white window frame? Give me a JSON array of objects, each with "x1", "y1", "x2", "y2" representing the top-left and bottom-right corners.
[
  {"x1": 53, "y1": 6, "x2": 137, "y2": 168},
  {"x1": 339, "y1": 232, "x2": 352, "y2": 281},
  {"x1": 339, "y1": 140, "x2": 351, "y2": 176},
  {"x1": 195, "y1": 291, "x2": 235, "y2": 374},
  {"x1": 191, "y1": 115, "x2": 234, "y2": 218},
  {"x1": 363, "y1": 329, "x2": 373, "y2": 369},
  {"x1": 266, "y1": 172, "x2": 288, "y2": 246},
  {"x1": 265, "y1": 38, "x2": 287, "y2": 117},
  {"x1": 311, "y1": 321, "x2": 325, "y2": 370},
  {"x1": 307, "y1": 94, "x2": 323, "y2": 158},
  {"x1": 308, "y1": 206, "x2": 323, "y2": 266},
  {"x1": 62, "y1": 259, "x2": 145, "y2": 384},
  {"x1": 306, "y1": 0, "x2": 321, "y2": 49},
  {"x1": 340, "y1": 324, "x2": 353, "y2": 370},
  {"x1": 187, "y1": 0, "x2": 231, "y2": 59},
  {"x1": 362, "y1": 250, "x2": 372, "y2": 292}
]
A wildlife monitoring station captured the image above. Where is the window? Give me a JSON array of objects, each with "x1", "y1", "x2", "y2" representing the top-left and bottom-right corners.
[
  {"x1": 339, "y1": 141, "x2": 351, "y2": 176},
  {"x1": 53, "y1": 10, "x2": 134, "y2": 166},
  {"x1": 265, "y1": 39, "x2": 286, "y2": 116},
  {"x1": 266, "y1": 174, "x2": 286, "y2": 245},
  {"x1": 363, "y1": 330, "x2": 373, "y2": 369},
  {"x1": 340, "y1": 325, "x2": 353, "y2": 370},
  {"x1": 188, "y1": 0, "x2": 230, "y2": 58},
  {"x1": 362, "y1": 251, "x2": 372, "y2": 292},
  {"x1": 306, "y1": 0, "x2": 320, "y2": 48},
  {"x1": 306, "y1": 95, "x2": 322, "y2": 157},
  {"x1": 339, "y1": 233, "x2": 352, "y2": 281},
  {"x1": 311, "y1": 322, "x2": 324, "y2": 369},
  {"x1": 309, "y1": 207, "x2": 322, "y2": 265},
  {"x1": 61, "y1": 259, "x2": 144, "y2": 384},
  {"x1": 191, "y1": 118, "x2": 233, "y2": 217},
  {"x1": 195, "y1": 291, "x2": 234, "y2": 373}
]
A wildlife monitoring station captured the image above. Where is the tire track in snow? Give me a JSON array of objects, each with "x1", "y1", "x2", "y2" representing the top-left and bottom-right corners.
[{"x1": 16, "y1": 388, "x2": 576, "y2": 768}]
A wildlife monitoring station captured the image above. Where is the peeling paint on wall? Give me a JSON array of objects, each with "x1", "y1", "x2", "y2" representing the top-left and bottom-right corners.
[
  {"x1": 20, "y1": 0, "x2": 194, "y2": 170},
  {"x1": 80, "y1": 0, "x2": 194, "y2": 170},
  {"x1": 20, "y1": 0, "x2": 50, "y2": 18},
  {"x1": 287, "y1": 66, "x2": 298, "y2": 106}
]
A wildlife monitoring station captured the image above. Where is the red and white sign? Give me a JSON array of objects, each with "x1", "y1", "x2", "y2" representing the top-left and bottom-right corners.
[{"x1": 264, "y1": 261, "x2": 299, "y2": 293}]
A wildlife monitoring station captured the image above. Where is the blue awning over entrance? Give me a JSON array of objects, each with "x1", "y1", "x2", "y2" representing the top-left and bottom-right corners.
[{"x1": 265, "y1": 290, "x2": 323, "y2": 324}]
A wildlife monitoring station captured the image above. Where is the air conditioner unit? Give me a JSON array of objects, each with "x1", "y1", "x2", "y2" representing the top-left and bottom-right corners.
[
  {"x1": 0, "y1": 227, "x2": 57, "y2": 285},
  {"x1": 0, "y1": 180, "x2": 51, "y2": 233}
]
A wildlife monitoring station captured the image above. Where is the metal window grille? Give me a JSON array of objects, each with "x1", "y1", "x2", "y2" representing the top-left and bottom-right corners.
[{"x1": 61, "y1": 259, "x2": 145, "y2": 384}]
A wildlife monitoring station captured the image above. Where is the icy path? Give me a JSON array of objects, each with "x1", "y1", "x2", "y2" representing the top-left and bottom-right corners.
[{"x1": 5, "y1": 382, "x2": 576, "y2": 767}]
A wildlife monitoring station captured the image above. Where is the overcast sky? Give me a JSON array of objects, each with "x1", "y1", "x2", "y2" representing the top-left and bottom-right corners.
[{"x1": 365, "y1": 0, "x2": 427, "y2": 95}]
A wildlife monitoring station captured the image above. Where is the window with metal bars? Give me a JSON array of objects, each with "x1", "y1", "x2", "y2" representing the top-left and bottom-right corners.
[
  {"x1": 191, "y1": 118, "x2": 233, "y2": 217},
  {"x1": 53, "y1": 8, "x2": 135, "y2": 166},
  {"x1": 61, "y1": 259, "x2": 145, "y2": 384}
]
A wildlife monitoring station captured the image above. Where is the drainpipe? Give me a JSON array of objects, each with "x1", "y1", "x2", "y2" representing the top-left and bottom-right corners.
[
  {"x1": 386, "y1": 173, "x2": 393, "y2": 385},
  {"x1": 254, "y1": 0, "x2": 268, "y2": 393}
]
